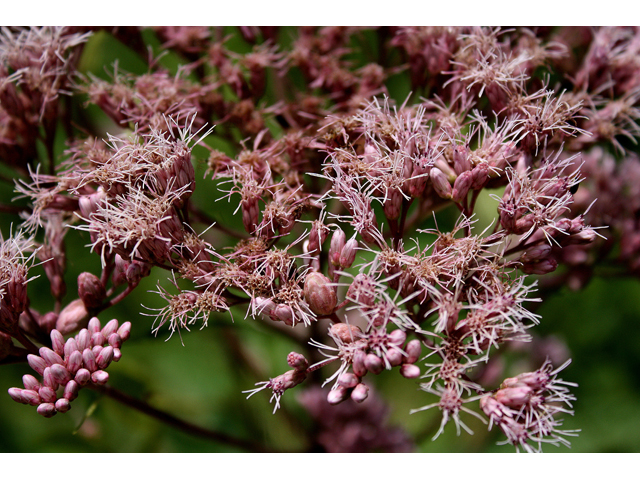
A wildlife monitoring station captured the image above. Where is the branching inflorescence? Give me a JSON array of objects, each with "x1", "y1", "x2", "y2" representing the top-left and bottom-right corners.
[{"x1": 1, "y1": 26, "x2": 638, "y2": 452}]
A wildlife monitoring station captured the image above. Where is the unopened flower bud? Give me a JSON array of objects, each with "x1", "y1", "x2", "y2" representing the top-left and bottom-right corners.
[
  {"x1": 304, "y1": 272, "x2": 337, "y2": 316},
  {"x1": 287, "y1": 352, "x2": 309, "y2": 371},
  {"x1": 78, "y1": 273, "x2": 106, "y2": 310},
  {"x1": 339, "y1": 238, "x2": 358, "y2": 268},
  {"x1": 116, "y1": 322, "x2": 132, "y2": 342},
  {"x1": 75, "y1": 368, "x2": 91, "y2": 385},
  {"x1": 389, "y1": 329, "x2": 407, "y2": 345},
  {"x1": 364, "y1": 353, "x2": 384, "y2": 374},
  {"x1": 453, "y1": 145, "x2": 472, "y2": 175},
  {"x1": 22, "y1": 374, "x2": 40, "y2": 392},
  {"x1": 385, "y1": 347, "x2": 404, "y2": 367},
  {"x1": 101, "y1": 319, "x2": 119, "y2": 339},
  {"x1": 27, "y1": 354, "x2": 47, "y2": 376},
  {"x1": 76, "y1": 328, "x2": 91, "y2": 351},
  {"x1": 520, "y1": 258, "x2": 558, "y2": 275},
  {"x1": 37, "y1": 403, "x2": 57, "y2": 418},
  {"x1": 352, "y1": 350, "x2": 368, "y2": 377},
  {"x1": 470, "y1": 162, "x2": 490, "y2": 190},
  {"x1": 108, "y1": 333, "x2": 122, "y2": 348},
  {"x1": 113, "y1": 348, "x2": 122, "y2": 362},
  {"x1": 39, "y1": 386, "x2": 57, "y2": 404},
  {"x1": 273, "y1": 304, "x2": 294, "y2": 326},
  {"x1": 521, "y1": 243, "x2": 552, "y2": 263},
  {"x1": 91, "y1": 332, "x2": 106, "y2": 347},
  {"x1": 8, "y1": 387, "x2": 27, "y2": 404},
  {"x1": 56, "y1": 299, "x2": 89, "y2": 335},
  {"x1": 400, "y1": 363, "x2": 421, "y2": 379},
  {"x1": 567, "y1": 228, "x2": 597, "y2": 245},
  {"x1": 350, "y1": 382, "x2": 369, "y2": 403},
  {"x1": 39, "y1": 347, "x2": 64, "y2": 367},
  {"x1": 42, "y1": 367, "x2": 58, "y2": 391},
  {"x1": 404, "y1": 339, "x2": 422, "y2": 364},
  {"x1": 327, "y1": 385, "x2": 350, "y2": 405},
  {"x1": 64, "y1": 380, "x2": 79, "y2": 401},
  {"x1": 91, "y1": 370, "x2": 109, "y2": 385},
  {"x1": 66, "y1": 350, "x2": 83, "y2": 374},
  {"x1": 50, "y1": 364, "x2": 72, "y2": 385},
  {"x1": 329, "y1": 228, "x2": 346, "y2": 265},
  {"x1": 452, "y1": 171, "x2": 473, "y2": 203},
  {"x1": 88, "y1": 317, "x2": 101, "y2": 334},
  {"x1": 55, "y1": 398, "x2": 71, "y2": 413},
  {"x1": 82, "y1": 349, "x2": 97, "y2": 372},
  {"x1": 330, "y1": 323, "x2": 362, "y2": 344},
  {"x1": 494, "y1": 386, "x2": 534, "y2": 408},
  {"x1": 50, "y1": 330, "x2": 65, "y2": 356},
  {"x1": 430, "y1": 167, "x2": 452, "y2": 199},
  {"x1": 125, "y1": 261, "x2": 151, "y2": 285},
  {"x1": 337, "y1": 373, "x2": 359, "y2": 389},
  {"x1": 96, "y1": 346, "x2": 114, "y2": 369}
]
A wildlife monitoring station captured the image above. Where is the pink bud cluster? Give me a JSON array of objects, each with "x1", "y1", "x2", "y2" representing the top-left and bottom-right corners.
[
  {"x1": 7, "y1": 317, "x2": 131, "y2": 417},
  {"x1": 479, "y1": 360, "x2": 577, "y2": 452}
]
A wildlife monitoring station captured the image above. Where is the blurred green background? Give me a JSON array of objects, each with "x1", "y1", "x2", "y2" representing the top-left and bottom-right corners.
[{"x1": 1, "y1": 27, "x2": 640, "y2": 453}]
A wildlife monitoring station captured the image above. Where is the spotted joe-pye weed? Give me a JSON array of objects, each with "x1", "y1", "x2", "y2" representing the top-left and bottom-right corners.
[{"x1": 1, "y1": 26, "x2": 639, "y2": 452}]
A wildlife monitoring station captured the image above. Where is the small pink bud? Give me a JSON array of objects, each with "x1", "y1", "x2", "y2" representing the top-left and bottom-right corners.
[
  {"x1": 64, "y1": 380, "x2": 79, "y2": 401},
  {"x1": 66, "y1": 350, "x2": 83, "y2": 374},
  {"x1": 330, "y1": 323, "x2": 362, "y2": 344},
  {"x1": 23, "y1": 374, "x2": 40, "y2": 391},
  {"x1": 567, "y1": 228, "x2": 597, "y2": 245},
  {"x1": 287, "y1": 352, "x2": 309, "y2": 371},
  {"x1": 78, "y1": 273, "x2": 106, "y2": 310},
  {"x1": 55, "y1": 398, "x2": 71, "y2": 413},
  {"x1": 400, "y1": 363, "x2": 421, "y2": 379},
  {"x1": 91, "y1": 370, "x2": 109, "y2": 385},
  {"x1": 64, "y1": 338, "x2": 79, "y2": 358},
  {"x1": 42, "y1": 367, "x2": 58, "y2": 391},
  {"x1": 116, "y1": 322, "x2": 132, "y2": 342},
  {"x1": 385, "y1": 347, "x2": 404, "y2": 367},
  {"x1": 350, "y1": 383, "x2": 369, "y2": 403},
  {"x1": 76, "y1": 328, "x2": 91, "y2": 351},
  {"x1": 520, "y1": 258, "x2": 558, "y2": 275},
  {"x1": 112, "y1": 348, "x2": 122, "y2": 362},
  {"x1": 37, "y1": 403, "x2": 57, "y2": 418},
  {"x1": 27, "y1": 354, "x2": 47, "y2": 375},
  {"x1": 304, "y1": 272, "x2": 337, "y2": 316},
  {"x1": 329, "y1": 228, "x2": 346, "y2": 265},
  {"x1": 521, "y1": 243, "x2": 552, "y2": 263},
  {"x1": 56, "y1": 299, "x2": 89, "y2": 335},
  {"x1": 453, "y1": 145, "x2": 472, "y2": 175},
  {"x1": 50, "y1": 330, "x2": 65, "y2": 356},
  {"x1": 92, "y1": 344, "x2": 103, "y2": 357},
  {"x1": 125, "y1": 261, "x2": 151, "y2": 285},
  {"x1": 430, "y1": 167, "x2": 452, "y2": 199},
  {"x1": 96, "y1": 346, "x2": 114, "y2": 369},
  {"x1": 87, "y1": 317, "x2": 102, "y2": 334},
  {"x1": 108, "y1": 333, "x2": 122, "y2": 349},
  {"x1": 452, "y1": 171, "x2": 473, "y2": 203},
  {"x1": 352, "y1": 350, "x2": 367, "y2": 377},
  {"x1": 470, "y1": 162, "x2": 490, "y2": 190},
  {"x1": 101, "y1": 319, "x2": 119, "y2": 338},
  {"x1": 327, "y1": 385, "x2": 349, "y2": 405},
  {"x1": 273, "y1": 304, "x2": 294, "y2": 326},
  {"x1": 39, "y1": 386, "x2": 57, "y2": 404},
  {"x1": 91, "y1": 332, "x2": 106, "y2": 347},
  {"x1": 8, "y1": 387, "x2": 27, "y2": 404},
  {"x1": 337, "y1": 373, "x2": 359, "y2": 389},
  {"x1": 39, "y1": 347, "x2": 64, "y2": 367},
  {"x1": 404, "y1": 339, "x2": 422, "y2": 364},
  {"x1": 22, "y1": 389, "x2": 42, "y2": 406},
  {"x1": 389, "y1": 329, "x2": 407, "y2": 345},
  {"x1": 50, "y1": 364, "x2": 72, "y2": 385},
  {"x1": 339, "y1": 238, "x2": 358, "y2": 269},
  {"x1": 494, "y1": 386, "x2": 534, "y2": 408},
  {"x1": 82, "y1": 349, "x2": 97, "y2": 372},
  {"x1": 364, "y1": 353, "x2": 384, "y2": 375},
  {"x1": 75, "y1": 368, "x2": 91, "y2": 385}
]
